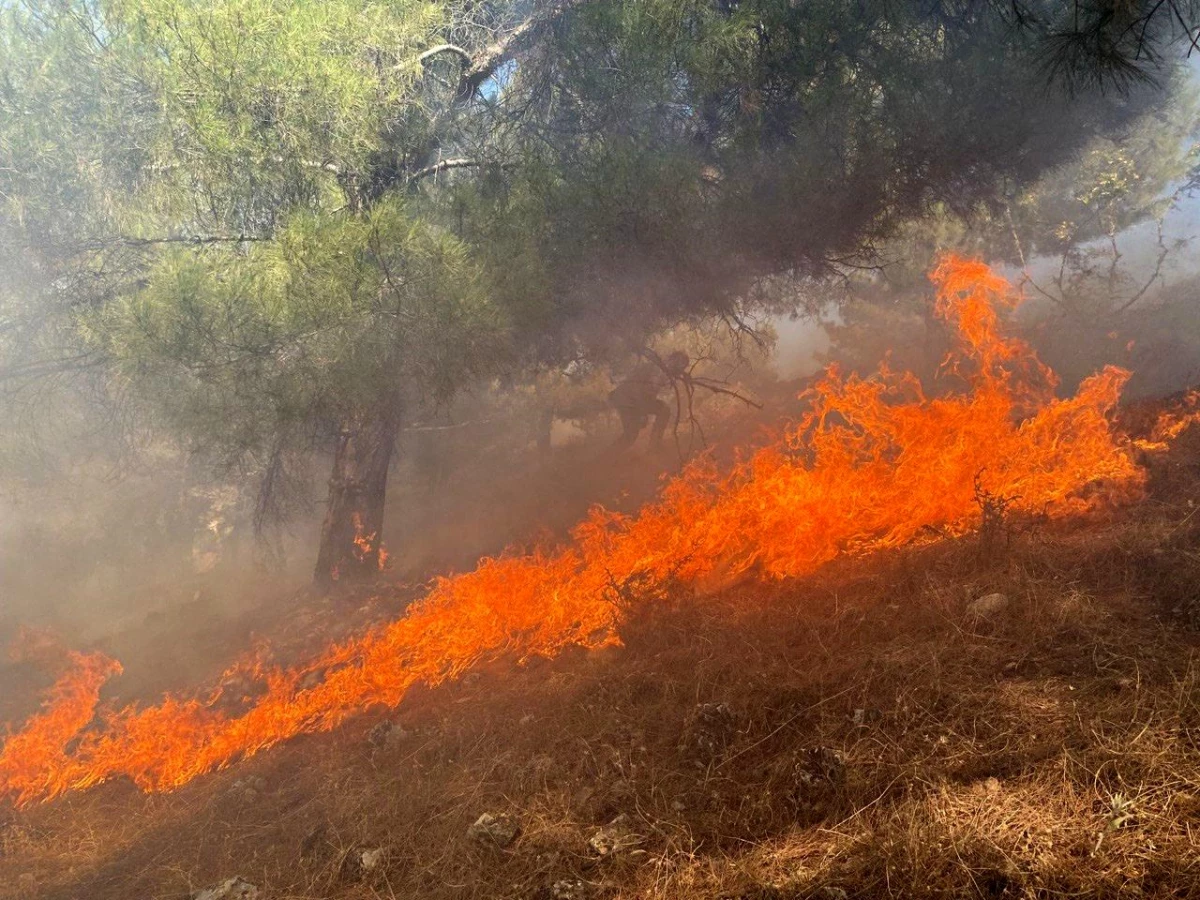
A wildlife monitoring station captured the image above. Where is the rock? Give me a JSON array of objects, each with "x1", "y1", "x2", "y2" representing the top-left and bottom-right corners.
[
  {"x1": 228, "y1": 776, "x2": 267, "y2": 805},
  {"x1": 607, "y1": 777, "x2": 635, "y2": 802},
  {"x1": 467, "y1": 812, "x2": 519, "y2": 849},
  {"x1": 793, "y1": 747, "x2": 846, "y2": 790},
  {"x1": 966, "y1": 592, "x2": 1010, "y2": 622},
  {"x1": 682, "y1": 702, "x2": 738, "y2": 760},
  {"x1": 360, "y1": 847, "x2": 387, "y2": 871},
  {"x1": 192, "y1": 877, "x2": 259, "y2": 900},
  {"x1": 788, "y1": 747, "x2": 847, "y2": 820},
  {"x1": 851, "y1": 708, "x2": 881, "y2": 728},
  {"x1": 339, "y1": 845, "x2": 389, "y2": 881},
  {"x1": 975, "y1": 777, "x2": 1002, "y2": 795},
  {"x1": 551, "y1": 879, "x2": 589, "y2": 899},
  {"x1": 298, "y1": 823, "x2": 329, "y2": 859},
  {"x1": 588, "y1": 814, "x2": 644, "y2": 858},
  {"x1": 367, "y1": 720, "x2": 410, "y2": 749}
]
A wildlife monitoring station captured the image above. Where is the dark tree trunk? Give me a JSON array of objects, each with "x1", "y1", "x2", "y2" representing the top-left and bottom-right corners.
[{"x1": 313, "y1": 409, "x2": 401, "y2": 587}]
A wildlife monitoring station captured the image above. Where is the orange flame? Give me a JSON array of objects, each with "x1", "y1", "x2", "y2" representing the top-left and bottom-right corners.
[
  {"x1": 0, "y1": 256, "x2": 1155, "y2": 805},
  {"x1": 0, "y1": 652, "x2": 122, "y2": 807},
  {"x1": 1133, "y1": 389, "x2": 1200, "y2": 453},
  {"x1": 351, "y1": 512, "x2": 389, "y2": 571}
]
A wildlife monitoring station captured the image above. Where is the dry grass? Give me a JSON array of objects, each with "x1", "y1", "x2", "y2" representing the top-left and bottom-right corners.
[{"x1": 6, "y1": 441, "x2": 1200, "y2": 898}]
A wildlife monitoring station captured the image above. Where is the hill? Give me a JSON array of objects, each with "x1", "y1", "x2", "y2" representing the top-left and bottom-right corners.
[{"x1": 3, "y1": 426, "x2": 1200, "y2": 899}]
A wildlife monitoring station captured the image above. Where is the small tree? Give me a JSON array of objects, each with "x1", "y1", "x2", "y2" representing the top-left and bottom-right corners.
[
  {"x1": 2, "y1": 0, "x2": 1191, "y2": 588},
  {"x1": 94, "y1": 203, "x2": 502, "y2": 585}
]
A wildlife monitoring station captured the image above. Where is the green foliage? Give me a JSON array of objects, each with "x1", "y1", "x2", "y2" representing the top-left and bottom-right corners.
[
  {"x1": 0, "y1": 0, "x2": 1190, "y2": 547},
  {"x1": 92, "y1": 200, "x2": 503, "y2": 469},
  {"x1": 0, "y1": 0, "x2": 444, "y2": 241},
  {"x1": 459, "y1": 0, "x2": 1165, "y2": 357}
]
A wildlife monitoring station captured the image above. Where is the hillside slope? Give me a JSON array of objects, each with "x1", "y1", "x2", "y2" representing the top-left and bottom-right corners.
[{"x1": 3, "y1": 435, "x2": 1200, "y2": 900}]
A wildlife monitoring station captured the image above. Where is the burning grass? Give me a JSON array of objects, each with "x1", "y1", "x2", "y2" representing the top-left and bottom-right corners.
[
  {"x1": 0, "y1": 256, "x2": 1154, "y2": 807},
  {"x1": 4, "y1": 454, "x2": 1200, "y2": 899},
  {"x1": 6, "y1": 255, "x2": 1200, "y2": 897}
]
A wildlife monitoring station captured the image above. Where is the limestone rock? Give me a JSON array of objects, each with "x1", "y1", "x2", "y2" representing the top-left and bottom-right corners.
[
  {"x1": 467, "y1": 812, "x2": 519, "y2": 849},
  {"x1": 588, "y1": 814, "x2": 644, "y2": 858},
  {"x1": 966, "y1": 592, "x2": 1010, "y2": 622},
  {"x1": 367, "y1": 720, "x2": 411, "y2": 749},
  {"x1": 682, "y1": 702, "x2": 738, "y2": 760},
  {"x1": 550, "y1": 879, "x2": 589, "y2": 899},
  {"x1": 193, "y1": 877, "x2": 259, "y2": 900}
]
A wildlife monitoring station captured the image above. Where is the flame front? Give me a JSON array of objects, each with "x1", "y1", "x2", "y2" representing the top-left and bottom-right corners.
[
  {"x1": 1134, "y1": 388, "x2": 1200, "y2": 452},
  {"x1": 0, "y1": 257, "x2": 1153, "y2": 805}
]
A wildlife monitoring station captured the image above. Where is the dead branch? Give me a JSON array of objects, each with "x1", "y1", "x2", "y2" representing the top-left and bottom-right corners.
[
  {"x1": 417, "y1": 44, "x2": 472, "y2": 66},
  {"x1": 407, "y1": 158, "x2": 508, "y2": 184},
  {"x1": 1112, "y1": 216, "x2": 1171, "y2": 315},
  {"x1": 459, "y1": 0, "x2": 593, "y2": 97},
  {"x1": 687, "y1": 376, "x2": 763, "y2": 410}
]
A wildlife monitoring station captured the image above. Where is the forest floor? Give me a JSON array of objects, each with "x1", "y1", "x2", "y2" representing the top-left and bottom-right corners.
[{"x1": 5, "y1": 427, "x2": 1200, "y2": 899}]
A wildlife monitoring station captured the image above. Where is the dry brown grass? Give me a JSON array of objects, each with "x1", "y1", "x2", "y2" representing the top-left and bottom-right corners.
[{"x1": 6, "y1": 441, "x2": 1200, "y2": 899}]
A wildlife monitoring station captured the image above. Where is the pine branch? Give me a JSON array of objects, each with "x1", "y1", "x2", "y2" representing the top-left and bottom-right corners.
[
  {"x1": 74, "y1": 234, "x2": 271, "y2": 251},
  {"x1": 407, "y1": 158, "x2": 489, "y2": 183}
]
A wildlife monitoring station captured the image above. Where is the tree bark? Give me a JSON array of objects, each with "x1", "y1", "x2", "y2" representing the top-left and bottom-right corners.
[{"x1": 313, "y1": 409, "x2": 401, "y2": 587}]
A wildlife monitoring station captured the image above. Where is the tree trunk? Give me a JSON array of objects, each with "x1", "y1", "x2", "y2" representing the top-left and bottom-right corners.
[{"x1": 313, "y1": 410, "x2": 400, "y2": 587}]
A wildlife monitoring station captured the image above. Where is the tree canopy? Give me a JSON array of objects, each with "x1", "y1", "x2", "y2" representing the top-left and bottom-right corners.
[{"x1": 1, "y1": 0, "x2": 1194, "y2": 582}]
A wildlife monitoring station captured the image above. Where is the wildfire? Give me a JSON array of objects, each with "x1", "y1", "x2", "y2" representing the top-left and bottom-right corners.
[
  {"x1": 0, "y1": 256, "x2": 1158, "y2": 806},
  {"x1": 1133, "y1": 389, "x2": 1200, "y2": 453},
  {"x1": 351, "y1": 512, "x2": 389, "y2": 571}
]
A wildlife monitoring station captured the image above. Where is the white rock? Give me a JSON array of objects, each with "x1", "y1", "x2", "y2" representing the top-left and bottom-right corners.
[
  {"x1": 966, "y1": 592, "x2": 1010, "y2": 621},
  {"x1": 467, "y1": 812, "x2": 519, "y2": 848},
  {"x1": 367, "y1": 720, "x2": 410, "y2": 749},
  {"x1": 588, "y1": 814, "x2": 643, "y2": 858},
  {"x1": 193, "y1": 877, "x2": 259, "y2": 900},
  {"x1": 551, "y1": 879, "x2": 588, "y2": 899},
  {"x1": 360, "y1": 847, "x2": 387, "y2": 871}
]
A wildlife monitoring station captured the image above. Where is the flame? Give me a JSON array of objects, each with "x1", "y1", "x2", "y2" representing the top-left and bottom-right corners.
[
  {"x1": 1133, "y1": 389, "x2": 1200, "y2": 453},
  {"x1": 351, "y1": 513, "x2": 389, "y2": 571},
  {"x1": 0, "y1": 652, "x2": 122, "y2": 807},
  {"x1": 0, "y1": 256, "x2": 1158, "y2": 806}
]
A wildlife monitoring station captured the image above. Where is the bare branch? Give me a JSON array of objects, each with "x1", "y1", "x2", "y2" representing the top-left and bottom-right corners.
[
  {"x1": 407, "y1": 158, "x2": 491, "y2": 184},
  {"x1": 72, "y1": 234, "x2": 270, "y2": 252},
  {"x1": 687, "y1": 376, "x2": 764, "y2": 409},
  {"x1": 1112, "y1": 217, "x2": 1171, "y2": 315},
  {"x1": 417, "y1": 44, "x2": 472, "y2": 65},
  {"x1": 459, "y1": 0, "x2": 593, "y2": 97}
]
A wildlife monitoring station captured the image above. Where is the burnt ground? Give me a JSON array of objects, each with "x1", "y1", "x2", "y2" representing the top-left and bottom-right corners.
[{"x1": 5, "y1": 434, "x2": 1200, "y2": 898}]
